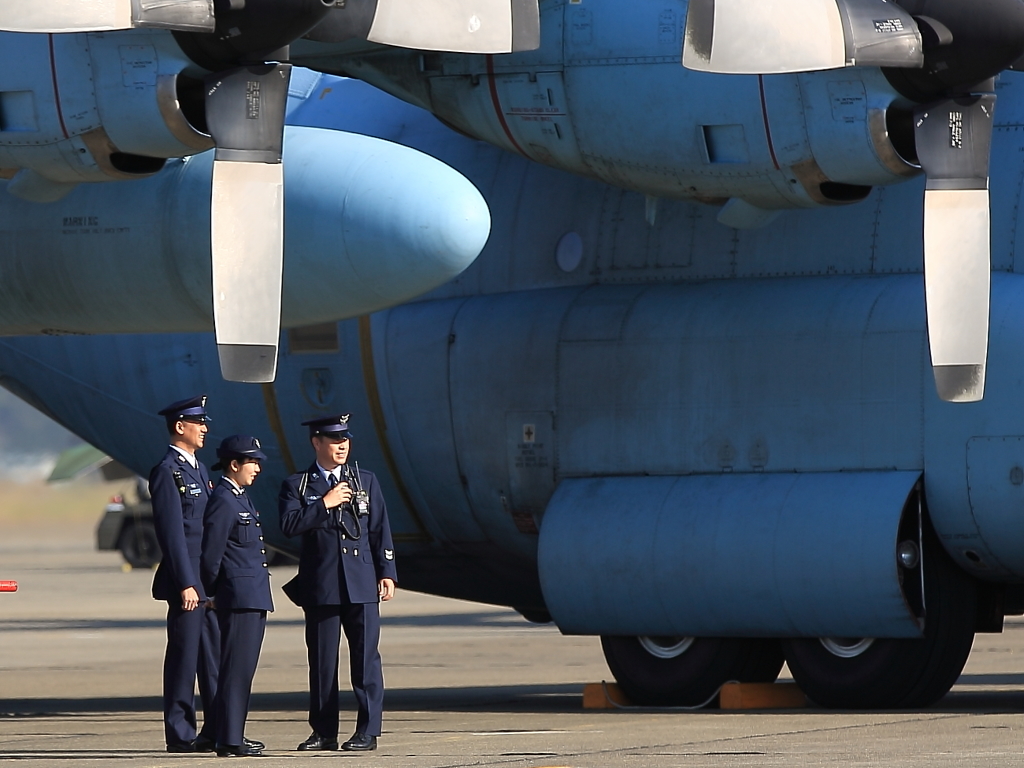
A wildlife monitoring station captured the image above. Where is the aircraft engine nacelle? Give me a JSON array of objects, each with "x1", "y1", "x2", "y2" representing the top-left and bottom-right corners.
[
  {"x1": 331, "y1": 0, "x2": 921, "y2": 226},
  {"x1": 0, "y1": 31, "x2": 211, "y2": 202},
  {"x1": 0, "y1": 125, "x2": 490, "y2": 334}
]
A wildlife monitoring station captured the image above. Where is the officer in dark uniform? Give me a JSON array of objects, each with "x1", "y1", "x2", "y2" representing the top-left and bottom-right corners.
[
  {"x1": 201, "y1": 435, "x2": 273, "y2": 758},
  {"x1": 279, "y1": 414, "x2": 397, "y2": 752},
  {"x1": 150, "y1": 395, "x2": 219, "y2": 752}
]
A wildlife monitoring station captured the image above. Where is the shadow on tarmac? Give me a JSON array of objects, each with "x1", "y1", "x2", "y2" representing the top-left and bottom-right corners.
[
  {"x1": 3, "y1": 682, "x2": 1024, "y2": 719},
  {"x1": 0, "y1": 611, "x2": 533, "y2": 633}
]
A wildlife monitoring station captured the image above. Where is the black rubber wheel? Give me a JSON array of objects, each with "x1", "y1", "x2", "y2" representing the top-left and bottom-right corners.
[
  {"x1": 734, "y1": 638, "x2": 786, "y2": 683},
  {"x1": 601, "y1": 635, "x2": 784, "y2": 707},
  {"x1": 781, "y1": 532, "x2": 976, "y2": 709},
  {"x1": 118, "y1": 520, "x2": 161, "y2": 569}
]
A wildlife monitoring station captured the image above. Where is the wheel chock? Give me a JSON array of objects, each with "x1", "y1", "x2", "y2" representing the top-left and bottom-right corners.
[
  {"x1": 719, "y1": 682, "x2": 806, "y2": 710},
  {"x1": 583, "y1": 682, "x2": 632, "y2": 709},
  {"x1": 0, "y1": 581, "x2": 18, "y2": 592}
]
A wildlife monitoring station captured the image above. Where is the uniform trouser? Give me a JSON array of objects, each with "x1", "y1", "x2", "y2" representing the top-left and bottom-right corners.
[
  {"x1": 163, "y1": 602, "x2": 220, "y2": 747},
  {"x1": 304, "y1": 602, "x2": 383, "y2": 738},
  {"x1": 214, "y1": 609, "x2": 267, "y2": 748}
]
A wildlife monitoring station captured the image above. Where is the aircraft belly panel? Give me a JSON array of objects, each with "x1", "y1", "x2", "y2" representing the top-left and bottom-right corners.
[
  {"x1": 556, "y1": 278, "x2": 926, "y2": 478},
  {"x1": 924, "y1": 274, "x2": 1024, "y2": 581},
  {"x1": 538, "y1": 471, "x2": 924, "y2": 638},
  {"x1": 966, "y1": 437, "x2": 1024, "y2": 575}
]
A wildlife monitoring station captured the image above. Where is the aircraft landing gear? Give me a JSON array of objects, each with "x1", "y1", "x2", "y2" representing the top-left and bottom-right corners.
[
  {"x1": 781, "y1": 532, "x2": 977, "y2": 709},
  {"x1": 600, "y1": 635, "x2": 784, "y2": 707}
]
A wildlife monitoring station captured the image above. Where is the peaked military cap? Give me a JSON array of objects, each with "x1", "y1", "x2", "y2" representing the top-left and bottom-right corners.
[
  {"x1": 212, "y1": 434, "x2": 267, "y2": 471},
  {"x1": 158, "y1": 394, "x2": 210, "y2": 423},
  {"x1": 302, "y1": 413, "x2": 353, "y2": 439}
]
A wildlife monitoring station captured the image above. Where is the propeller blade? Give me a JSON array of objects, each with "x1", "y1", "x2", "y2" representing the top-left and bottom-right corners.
[
  {"x1": 683, "y1": 0, "x2": 922, "y2": 74},
  {"x1": 0, "y1": 0, "x2": 214, "y2": 33},
  {"x1": 915, "y1": 94, "x2": 995, "y2": 403},
  {"x1": 205, "y1": 64, "x2": 292, "y2": 383},
  {"x1": 365, "y1": 0, "x2": 540, "y2": 53}
]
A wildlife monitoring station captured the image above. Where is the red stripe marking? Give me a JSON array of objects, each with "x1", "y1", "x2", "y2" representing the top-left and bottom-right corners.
[
  {"x1": 758, "y1": 75, "x2": 780, "y2": 171},
  {"x1": 486, "y1": 54, "x2": 528, "y2": 157},
  {"x1": 48, "y1": 34, "x2": 70, "y2": 139}
]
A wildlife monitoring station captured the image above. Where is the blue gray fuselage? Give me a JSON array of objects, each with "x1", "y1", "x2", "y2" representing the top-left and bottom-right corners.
[{"x1": 3, "y1": 73, "x2": 1024, "y2": 637}]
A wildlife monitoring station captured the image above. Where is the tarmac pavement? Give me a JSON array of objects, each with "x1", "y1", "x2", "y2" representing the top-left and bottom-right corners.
[{"x1": 2, "y1": 520, "x2": 1024, "y2": 767}]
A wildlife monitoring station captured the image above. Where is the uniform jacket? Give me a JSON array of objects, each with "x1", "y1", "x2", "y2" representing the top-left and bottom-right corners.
[
  {"x1": 200, "y1": 478, "x2": 274, "y2": 612},
  {"x1": 150, "y1": 448, "x2": 212, "y2": 601},
  {"x1": 279, "y1": 463, "x2": 397, "y2": 606}
]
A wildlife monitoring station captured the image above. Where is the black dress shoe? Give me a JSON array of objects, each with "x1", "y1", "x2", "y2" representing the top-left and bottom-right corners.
[
  {"x1": 217, "y1": 743, "x2": 263, "y2": 757},
  {"x1": 297, "y1": 731, "x2": 338, "y2": 751},
  {"x1": 166, "y1": 742, "x2": 195, "y2": 753},
  {"x1": 192, "y1": 734, "x2": 216, "y2": 753},
  {"x1": 341, "y1": 733, "x2": 377, "y2": 751},
  {"x1": 243, "y1": 737, "x2": 265, "y2": 751}
]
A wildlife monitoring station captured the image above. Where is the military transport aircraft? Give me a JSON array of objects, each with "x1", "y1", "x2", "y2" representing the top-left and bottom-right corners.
[{"x1": 0, "y1": 0, "x2": 1023, "y2": 710}]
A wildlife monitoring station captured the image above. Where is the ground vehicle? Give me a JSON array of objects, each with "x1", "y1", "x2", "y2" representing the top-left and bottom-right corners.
[{"x1": 95, "y1": 480, "x2": 161, "y2": 569}]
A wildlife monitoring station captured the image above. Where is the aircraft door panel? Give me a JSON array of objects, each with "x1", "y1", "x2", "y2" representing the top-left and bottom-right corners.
[
  {"x1": 378, "y1": 298, "x2": 488, "y2": 544},
  {"x1": 505, "y1": 411, "x2": 555, "y2": 526},
  {"x1": 447, "y1": 290, "x2": 575, "y2": 558}
]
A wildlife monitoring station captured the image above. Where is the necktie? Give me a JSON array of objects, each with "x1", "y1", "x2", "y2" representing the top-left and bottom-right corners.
[{"x1": 328, "y1": 473, "x2": 339, "y2": 488}]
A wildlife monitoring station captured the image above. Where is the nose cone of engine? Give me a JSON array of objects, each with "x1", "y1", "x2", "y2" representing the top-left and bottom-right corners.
[{"x1": 279, "y1": 126, "x2": 490, "y2": 326}]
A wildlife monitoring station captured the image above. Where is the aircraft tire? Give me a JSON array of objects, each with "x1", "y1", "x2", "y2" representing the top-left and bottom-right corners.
[
  {"x1": 781, "y1": 532, "x2": 976, "y2": 709},
  {"x1": 600, "y1": 636, "x2": 784, "y2": 707},
  {"x1": 734, "y1": 639, "x2": 785, "y2": 683},
  {"x1": 118, "y1": 520, "x2": 161, "y2": 569}
]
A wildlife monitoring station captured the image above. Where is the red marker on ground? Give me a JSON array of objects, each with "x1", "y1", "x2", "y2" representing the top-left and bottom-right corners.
[{"x1": 0, "y1": 581, "x2": 18, "y2": 592}]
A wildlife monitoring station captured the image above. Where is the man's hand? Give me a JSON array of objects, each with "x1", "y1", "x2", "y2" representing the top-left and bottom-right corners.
[
  {"x1": 181, "y1": 586, "x2": 200, "y2": 611},
  {"x1": 378, "y1": 578, "x2": 395, "y2": 602},
  {"x1": 323, "y1": 482, "x2": 354, "y2": 509}
]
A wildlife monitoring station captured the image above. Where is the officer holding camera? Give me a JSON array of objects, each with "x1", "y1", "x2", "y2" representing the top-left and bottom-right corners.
[{"x1": 279, "y1": 414, "x2": 397, "y2": 753}]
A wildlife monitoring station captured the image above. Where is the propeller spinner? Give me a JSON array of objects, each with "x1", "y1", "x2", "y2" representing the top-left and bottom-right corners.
[
  {"x1": 682, "y1": 0, "x2": 1024, "y2": 402},
  {"x1": 1, "y1": 0, "x2": 540, "y2": 382}
]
